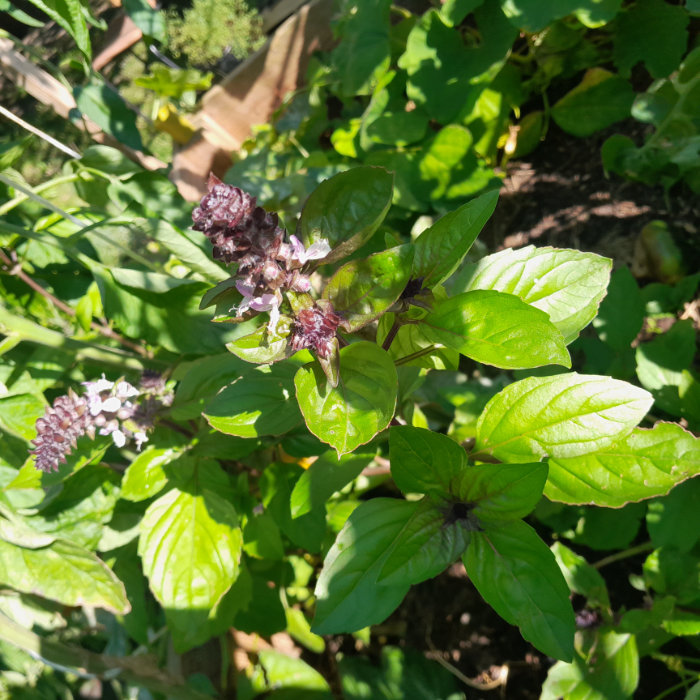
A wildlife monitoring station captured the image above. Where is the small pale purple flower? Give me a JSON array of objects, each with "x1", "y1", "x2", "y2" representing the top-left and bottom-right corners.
[
  {"x1": 235, "y1": 281, "x2": 281, "y2": 332},
  {"x1": 288, "y1": 235, "x2": 330, "y2": 265}
]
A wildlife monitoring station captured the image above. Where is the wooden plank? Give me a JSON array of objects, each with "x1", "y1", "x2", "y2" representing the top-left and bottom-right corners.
[
  {"x1": 171, "y1": 0, "x2": 335, "y2": 200},
  {"x1": 0, "y1": 37, "x2": 165, "y2": 171}
]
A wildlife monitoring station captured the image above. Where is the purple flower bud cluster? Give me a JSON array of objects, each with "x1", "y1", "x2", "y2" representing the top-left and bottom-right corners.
[
  {"x1": 31, "y1": 374, "x2": 173, "y2": 473},
  {"x1": 290, "y1": 306, "x2": 341, "y2": 359},
  {"x1": 192, "y1": 175, "x2": 330, "y2": 331}
]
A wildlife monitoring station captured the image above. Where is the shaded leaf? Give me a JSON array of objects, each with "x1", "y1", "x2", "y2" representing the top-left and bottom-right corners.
[
  {"x1": 464, "y1": 520, "x2": 574, "y2": 660},
  {"x1": 204, "y1": 363, "x2": 302, "y2": 438},
  {"x1": 312, "y1": 499, "x2": 414, "y2": 634}
]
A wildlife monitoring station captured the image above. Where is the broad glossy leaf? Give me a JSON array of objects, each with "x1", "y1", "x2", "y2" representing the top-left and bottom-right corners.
[
  {"x1": 123, "y1": 0, "x2": 165, "y2": 41},
  {"x1": 0, "y1": 393, "x2": 46, "y2": 441},
  {"x1": 546, "y1": 422, "x2": 700, "y2": 507},
  {"x1": 420, "y1": 290, "x2": 571, "y2": 369},
  {"x1": 171, "y1": 353, "x2": 245, "y2": 420},
  {"x1": 323, "y1": 245, "x2": 413, "y2": 331},
  {"x1": 636, "y1": 319, "x2": 695, "y2": 415},
  {"x1": 400, "y1": 6, "x2": 516, "y2": 123},
  {"x1": 551, "y1": 542, "x2": 610, "y2": 610},
  {"x1": 542, "y1": 630, "x2": 639, "y2": 700},
  {"x1": 312, "y1": 498, "x2": 414, "y2": 634},
  {"x1": 74, "y1": 79, "x2": 143, "y2": 151},
  {"x1": 290, "y1": 452, "x2": 373, "y2": 518},
  {"x1": 647, "y1": 477, "x2": 700, "y2": 552},
  {"x1": 456, "y1": 245, "x2": 612, "y2": 343},
  {"x1": 500, "y1": 0, "x2": 621, "y2": 31},
  {"x1": 475, "y1": 373, "x2": 653, "y2": 462},
  {"x1": 226, "y1": 317, "x2": 292, "y2": 364},
  {"x1": 204, "y1": 363, "x2": 302, "y2": 438},
  {"x1": 26, "y1": 0, "x2": 91, "y2": 58},
  {"x1": 378, "y1": 497, "x2": 472, "y2": 585},
  {"x1": 138, "y1": 466, "x2": 242, "y2": 623},
  {"x1": 464, "y1": 520, "x2": 574, "y2": 660},
  {"x1": 298, "y1": 167, "x2": 393, "y2": 264},
  {"x1": 295, "y1": 342, "x2": 397, "y2": 455},
  {"x1": 260, "y1": 463, "x2": 326, "y2": 553},
  {"x1": 614, "y1": 0, "x2": 689, "y2": 78},
  {"x1": 121, "y1": 446, "x2": 181, "y2": 502},
  {"x1": 389, "y1": 426, "x2": 467, "y2": 495},
  {"x1": 0, "y1": 538, "x2": 129, "y2": 613},
  {"x1": 412, "y1": 190, "x2": 498, "y2": 288},
  {"x1": 331, "y1": 0, "x2": 391, "y2": 96},
  {"x1": 592, "y1": 266, "x2": 644, "y2": 351},
  {"x1": 451, "y1": 462, "x2": 548, "y2": 522},
  {"x1": 27, "y1": 465, "x2": 119, "y2": 549},
  {"x1": 552, "y1": 69, "x2": 635, "y2": 138},
  {"x1": 150, "y1": 221, "x2": 227, "y2": 284},
  {"x1": 251, "y1": 650, "x2": 332, "y2": 696}
]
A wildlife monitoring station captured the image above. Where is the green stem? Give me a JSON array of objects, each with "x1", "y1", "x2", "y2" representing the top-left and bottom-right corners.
[
  {"x1": 649, "y1": 676, "x2": 698, "y2": 700},
  {"x1": 0, "y1": 248, "x2": 151, "y2": 358},
  {"x1": 0, "y1": 612, "x2": 212, "y2": 700},
  {"x1": 394, "y1": 344, "x2": 437, "y2": 366},
  {"x1": 593, "y1": 541, "x2": 654, "y2": 570},
  {"x1": 0, "y1": 176, "x2": 158, "y2": 271},
  {"x1": 0, "y1": 306, "x2": 158, "y2": 371}
]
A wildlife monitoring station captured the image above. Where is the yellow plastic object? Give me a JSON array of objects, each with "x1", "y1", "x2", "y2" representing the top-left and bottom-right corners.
[{"x1": 155, "y1": 103, "x2": 196, "y2": 144}]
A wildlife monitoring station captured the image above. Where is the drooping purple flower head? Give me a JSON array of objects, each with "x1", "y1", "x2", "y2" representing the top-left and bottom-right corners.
[{"x1": 290, "y1": 305, "x2": 341, "y2": 359}]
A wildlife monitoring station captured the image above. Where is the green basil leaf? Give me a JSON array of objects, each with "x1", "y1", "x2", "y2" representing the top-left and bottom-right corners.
[
  {"x1": 74, "y1": 79, "x2": 143, "y2": 151},
  {"x1": 455, "y1": 245, "x2": 612, "y2": 343},
  {"x1": 204, "y1": 363, "x2": 302, "y2": 438},
  {"x1": 647, "y1": 477, "x2": 700, "y2": 553},
  {"x1": 546, "y1": 422, "x2": 700, "y2": 507},
  {"x1": 591, "y1": 266, "x2": 644, "y2": 351},
  {"x1": 475, "y1": 373, "x2": 653, "y2": 462},
  {"x1": 552, "y1": 69, "x2": 635, "y2": 137},
  {"x1": 138, "y1": 464, "x2": 242, "y2": 651},
  {"x1": 389, "y1": 426, "x2": 467, "y2": 495},
  {"x1": 464, "y1": 520, "x2": 574, "y2": 661},
  {"x1": 451, "y1": 462, "x2": 548, "y2": 522},
  {"x1": 121, "y1": 446, "x2": 182, "y2": 502},
  {"x1": 613, "y1": 0, "x2": 689, "y2": 78},
  {"x1": 323, "y1": 245, "x2": 413, "y2": 331},
  {"x1": 290, "y1": 452, "x2": 374, "y2": 519},
  {"x1": 226, "y1": 317, "x2": 292, "y2": 364},
  {"x1": 252, "y1": 650, "x2": 332, "y2": 696},
  {"x1": 295, "y1": 342, "x2": 397, "y2": 455},
  {"x1": 542, "y1": 630, "x2": 639, "y2": 700},
  {"x1": 123, "y1": 0, "x2": 166, "y2": 41},
  {"x1": 551, "y1": 542, "x2": 611, "y2": 610},
  {"x1": 260, "y1": 463, "x2": 326, "y2": 553},
  {"x1": 377, "y1": 496, "x2": 472, "y2": 586},
  {"x1": 420, "y1": 290, "x2": 571, "y2": 369},
  {"x1": 0, "y1": 538, "x2": 129, "y2": 613},
  {"x1": 312, "y1": 498, "x2": 414, "y2": 634},
  {"x1": 298, "y1": 167, "x2": 394, "y2": 264},
  {"x1": 26, "y1": 0, "x2": 91, "y2": 59},
  {"x1": 412, "y1": 189, "x2": 498, "y2": 288}
]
